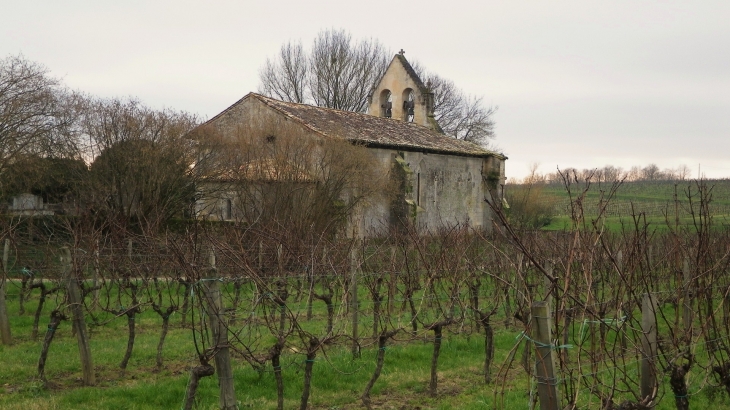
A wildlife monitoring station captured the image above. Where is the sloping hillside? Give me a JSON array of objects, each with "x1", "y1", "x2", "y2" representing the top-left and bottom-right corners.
[{"x1": 506, "y1": 179, "x2": 730, "y2": 230}]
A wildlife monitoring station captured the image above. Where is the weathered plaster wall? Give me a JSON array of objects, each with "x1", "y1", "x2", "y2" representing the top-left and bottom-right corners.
[
  {"x1": 211, "y1": 97, "x2": 319, "y2": 142},
  {"x1": 361, "y1": 148, "x2": 504, "y2": 235}
]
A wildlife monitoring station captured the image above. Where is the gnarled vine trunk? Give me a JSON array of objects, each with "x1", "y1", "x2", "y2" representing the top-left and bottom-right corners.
[
  {"x1": 37, "y1": 310, "x2": 66, "y2": 384},
  {"x1": 183, "y1": 360, "x2": 215, "y2": 410},
  {"x1": 361, "y1": 329, "x2": 398, "y2": 409}
]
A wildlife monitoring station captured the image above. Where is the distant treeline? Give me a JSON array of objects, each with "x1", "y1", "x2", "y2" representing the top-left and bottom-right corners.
[{"x1": 509, "y1": 163, "x2": 725, "y2": 185}]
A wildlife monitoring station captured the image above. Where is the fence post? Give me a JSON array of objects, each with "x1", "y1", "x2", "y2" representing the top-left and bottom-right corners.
[
  {"x1": 531, "y1": 301, "x2": 560, "y2": 410},
  {"x1": 517, "y1": 254, "x2": 532, "y2": 374},
  {"x1": 543, "y1": 261, "x2": 553, "y2": 307},
  {"x1": 92, "y1": 239, "x2": 101, "y2": 309},
  {"x1": 258, "y1": 241, "x2": 263, "y2": 270},
  {"x1": 616, "y1": 250, "x2": 627, "y2": 351},
  {"x1": 306, "y1": 245, "x2": 314, "y2": 321},
  {"x1": 0, "y1": 238, "x2": 12, "y2": 345},
  {"x1": 388, "y1": 245, "x2": 396, "y2": 315},
  {"x1": 276, "y1": 244, "x2": 289, "y2": 334},
  {"x1": 616, "y1": 250, "x2": 623, "y2": 272},
  {"x1": 682, "y1": 258, "x2": 693, "y2": 333},
  {"x1": 640, "y1": 293, "x2": 658, "y2": 404},
  {"x1": 203, "y1": 246, "x2": 237, "y2": 409},
  {"x1": 62, "y1": 246, "x2": 95, "y2": 385},
  {"x1": 648, "y1": 245, "x2": 653, "y2": 267},
  {"x1": 350, "y1": 242, "x2": 360, "y2": 357}
]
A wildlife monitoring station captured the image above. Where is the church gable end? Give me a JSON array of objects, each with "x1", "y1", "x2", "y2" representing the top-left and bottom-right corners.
[{"x1": 368, "y1": 52, "x2": 438, "y2": 132}]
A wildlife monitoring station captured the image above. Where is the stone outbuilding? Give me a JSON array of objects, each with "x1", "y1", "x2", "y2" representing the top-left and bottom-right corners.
[{"x1": 196, "y1": 54, "x2": 506, "y2": 236}]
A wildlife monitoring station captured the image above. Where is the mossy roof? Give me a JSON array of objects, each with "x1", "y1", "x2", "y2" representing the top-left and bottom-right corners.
[{"x1": 210, "y1": 93, "x2": 505, "y2": 159}]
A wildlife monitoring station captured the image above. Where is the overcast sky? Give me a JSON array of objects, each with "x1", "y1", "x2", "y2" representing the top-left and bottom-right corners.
[{"x1": 3, "y1": 1, "x2": 729, "y2": 180}]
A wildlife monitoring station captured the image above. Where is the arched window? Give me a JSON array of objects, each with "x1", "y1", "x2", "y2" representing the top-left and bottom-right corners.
[
  {"x1": 402, "y1": 88, "x2": 415, "y2": 122},
  {"x1": 380, "y1": 89, "x2": 392, "y2": 118}
]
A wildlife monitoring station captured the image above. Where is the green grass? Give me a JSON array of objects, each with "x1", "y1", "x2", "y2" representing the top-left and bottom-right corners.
[
  {"x1": 2, "y1": 281, "x2": 730, "y2": 409},
  {"x1": 508, "y1": 179, "x2": 730, "y2": 232},
  {"x1": 541, "y1": 215, "x2": 730, "y2": 232}
]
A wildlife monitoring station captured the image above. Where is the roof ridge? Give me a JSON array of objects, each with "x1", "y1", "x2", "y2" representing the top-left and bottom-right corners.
[
  {"x1": 253, "y1": 93, "x2": 372, "y2": 117},
  {"x1": 253, "y1": 92, "x2": 438, "y2": 132},
  {"x1": 207, "y1": 93, "x2": 505, "y2": 159}
]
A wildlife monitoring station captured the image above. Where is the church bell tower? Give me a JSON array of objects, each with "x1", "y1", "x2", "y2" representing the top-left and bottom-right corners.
[{"x1": 368, "y1": 51, "x2": 443, "y2": 133}]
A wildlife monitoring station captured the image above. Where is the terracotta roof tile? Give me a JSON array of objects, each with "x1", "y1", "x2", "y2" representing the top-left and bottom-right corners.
[{"x1": 251, "y1": 94, "x2": 504, "y2": 159}]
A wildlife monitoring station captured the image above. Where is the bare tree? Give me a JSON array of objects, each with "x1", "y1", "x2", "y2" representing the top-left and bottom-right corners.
[
  {"x1": 0, "y1": 155, "x2": 88, "y2": 204},
  {"x1": 410, "y1": 65, "x2": 496, "y2": 146},
  {"x1": 258, "y1": 30, "x2": 497, "y2": 146},
  {"x1": 259, "y1": 41, "x2": 308, "y2": 104},
  {"x1": 641, "y1": 163, "x2": 660, "y2": 181},
  {"x1": 505, "y1": 164, "x2": 555, "y2": 229},
  {"x1": 308, "y1": 29, "x2": 389, "y2": 112},
  {"x1": 259, "y1": 29, "x2": 388, "y2": 112},
  {"x1": 676, "y1": 164, "x2": 692, "y2": 181},
  {"x1": 601, "y1": 165, "x2": 623, "y2": 182},
  {"x1": 0, "y1": 55, "x2": 81, "y2": 173},
  {"x1": 84, "y1": 98, "x2": 201, "y2": 229}
]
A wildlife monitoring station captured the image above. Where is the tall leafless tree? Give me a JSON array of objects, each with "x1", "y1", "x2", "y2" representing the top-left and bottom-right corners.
[
  {"x1": 308, "y1": 29, "x2": 388, "y2": 112},
  {"x1": 259, "y1": 41, "x2": 308, "y2": 104},
  {"x1": 258, "y1": 30, "x2": 497, "y2": 146},
  {"x1": 411, "y1": 67, "x2": 497, "y2": 146},
  {"x1": 259, "y1": 29, "x2": 388, "y2": 112},
  {"x1": 84, "y1": 98, "x2": 202, "y2": 229},
  {"x1": 0, "y1": 55, "x2": 83, "y2": 174}
]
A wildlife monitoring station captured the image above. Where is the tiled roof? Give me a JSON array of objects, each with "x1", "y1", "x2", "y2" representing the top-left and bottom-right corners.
[{"x1": 242, "y1": 94, "x2": 504, "y2": 159}]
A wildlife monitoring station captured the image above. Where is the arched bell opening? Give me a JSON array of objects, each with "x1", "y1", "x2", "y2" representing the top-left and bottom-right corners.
[
  {"x1": 402, "y1": 88, "x2": 415, "y2": 122},
  {"x1": 380, "y1": 89, "x2": 392, "y2": 118}
]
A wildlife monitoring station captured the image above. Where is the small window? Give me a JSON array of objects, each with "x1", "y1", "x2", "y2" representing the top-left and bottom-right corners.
[{"x1": 224, "y1": 198, "x2": 232, "y2": 220}]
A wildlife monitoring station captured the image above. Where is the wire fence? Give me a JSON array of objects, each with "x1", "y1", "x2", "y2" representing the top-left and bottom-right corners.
[{"x1": 3, "y1": 221, "x2": 730, "y2": 409}]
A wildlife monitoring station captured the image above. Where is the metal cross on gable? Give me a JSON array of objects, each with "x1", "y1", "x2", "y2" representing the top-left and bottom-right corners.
[{"x1": 399, "y1": 49, "x2": 405, "y2": 55}]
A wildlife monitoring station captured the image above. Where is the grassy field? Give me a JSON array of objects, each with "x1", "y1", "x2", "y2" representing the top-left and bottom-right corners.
[
  {"x1": 0, "y1": 281, "x2": 528, "y2": 410},
  {"x1": 508, "y1": 179, "x2": 730, "y2": 231},
  {"x1": 2, "y1": 280, "x2": 730, "y2": 409}
]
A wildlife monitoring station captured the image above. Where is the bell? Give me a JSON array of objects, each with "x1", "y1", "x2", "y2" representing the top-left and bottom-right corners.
[
  {"x1": 403, "y1": 100, "x2": 415, "y2": 115},
  {"x1": 382, "y1": 102, "x2": 392, "y2": 118}
]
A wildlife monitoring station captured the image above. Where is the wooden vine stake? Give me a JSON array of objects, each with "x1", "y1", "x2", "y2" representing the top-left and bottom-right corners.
[
  {"x1": 350, "y1": 241, "x2": 360, "y2": 358},
  {"x1": 203, "y1": 246, "x2": 237, "y2": 409},
  {"x1": 0, "y1": 238, "x2": 12, "y2": 345},
  {"x1": 682, "y1": 258, "x2": 693, "y2": 333},
  {"x1": 531, "y1": 301, "x2": 559, "y2": 410},
  {"x1": 640, "y1": 293, "x2": 658, "y2": 405},
  {"x1": 616, "y1": 250, "x2": 627, "y2": 351},
  {"x1": 61, "y1": 246, "x2": 95, "y2": 385}
]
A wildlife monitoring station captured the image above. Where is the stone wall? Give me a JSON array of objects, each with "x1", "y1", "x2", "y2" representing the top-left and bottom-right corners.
[{"x1": 360, "y1": 148, "x2": 504, "y2": 235}]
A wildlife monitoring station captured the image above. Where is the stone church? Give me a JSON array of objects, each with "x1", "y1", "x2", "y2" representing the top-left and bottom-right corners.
[{"x1": 196, "y1": 53, "x2": 506, "y2": 236}]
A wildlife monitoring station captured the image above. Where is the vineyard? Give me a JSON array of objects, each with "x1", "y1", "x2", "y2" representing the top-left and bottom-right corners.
[
  {"x1": 545, "y1": 179, "x2": 730, "y2": 218},
  {"x1": 1, "y1": 181, "x2": 730, "y2": 409},
  {"x1": 508, "y1": 179, "x2": 730, "y2": 230}
]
